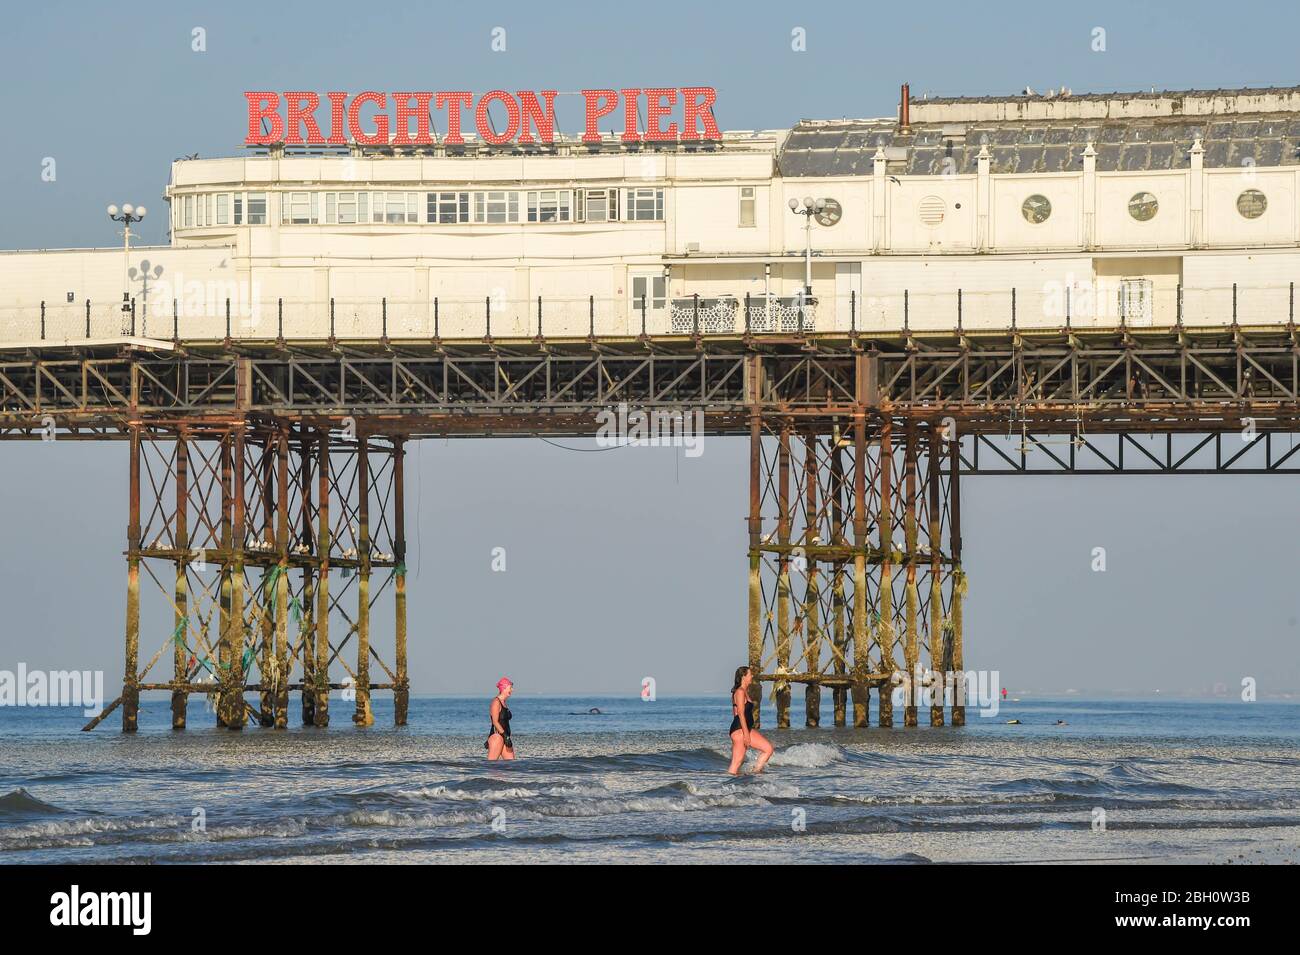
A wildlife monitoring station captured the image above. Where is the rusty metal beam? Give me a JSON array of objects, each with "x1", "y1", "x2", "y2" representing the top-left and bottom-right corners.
[{"x1": 393, "y1": 437, "x2": 409, "y2": 727}]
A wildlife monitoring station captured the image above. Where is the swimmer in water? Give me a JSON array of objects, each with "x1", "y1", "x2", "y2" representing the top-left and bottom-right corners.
[
  {"x1": 485, "y1": 677, "x2": 515, "y2": 760},
  {"x1": 727, "y1": 665, "x2": 774, "y2": 775}
]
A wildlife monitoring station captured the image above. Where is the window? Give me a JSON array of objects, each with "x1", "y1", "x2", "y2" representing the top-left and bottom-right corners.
[
  {"x1": 324, "y1": 192, "x2": 368, "y2": 224},
  {"x1": 474, "y1": 191, "x2": 519, "y2": 223},
  {"x1": 1120, "y1": 278, "x2": 1153, "y2": 325},
  {"x1": 526, "y1": 190, "x2": 572, "y2": 223},
  {"x1": 814, "y1": 197, "x2": 843, "y2": 227},
  {"x1": 428, "y1": 192, "x2": 470, "y2": 224},
  {"x1": 183, "y1": 195, "x2": 193, "y2": 227},
  {"x1": 624, "y1": 188, "x2": 663, "y2": 221},
  {"x1": 739, "y1": 186, "x2": 756, "y2": 228},
  {"x1": 234, "y1": 194, "x2": 243, "y2": 225},
  {"x1": 215, "y1": 193, "x2": 229, "y2": 226},
  {"x1": 282, "y1": 192, "x2": 318, "y2": 225},
  {"x1": 246, "y1": 193, "x2": 267, "y2": 225},
  {"x1": 578, "y1": 188, "x2": 618, "y2": 223},
  {"x1": 1021, "y1": 194, "x2": 1051, "y2": 224},
  {"x1": 631, "y1": 274, "x2": 666, "y2": 310},
  {"x1": 1127, "y1": 191, "x2": 1158, "y2": 222},
  {"x1": 1237, "y1": 189, "x2": 1267, "y2": 219},
  {"x1": 372, "y1": 192, "x2": 419, "y2": 224}
]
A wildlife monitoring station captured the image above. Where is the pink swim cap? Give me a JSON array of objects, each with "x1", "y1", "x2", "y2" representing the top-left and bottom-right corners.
[{"x1": 496, "y1": 677, "x2": 513, "y2": 692}]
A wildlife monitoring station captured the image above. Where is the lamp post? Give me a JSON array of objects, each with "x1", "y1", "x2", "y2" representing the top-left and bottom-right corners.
[
  {"x1": 107, "y1": 203, "x2": 147, "y2": 328},
  {"x1": 788, "y1": 196, "x2": 825, "y2": 301},
  {"x1": 789, "y1": 196, "x2": 825, "y2": 331}
]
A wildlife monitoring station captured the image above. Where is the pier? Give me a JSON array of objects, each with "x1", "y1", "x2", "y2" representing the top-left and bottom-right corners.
[{"x1": 4, "y1": 301, "x2": 1300, "y2": 730}]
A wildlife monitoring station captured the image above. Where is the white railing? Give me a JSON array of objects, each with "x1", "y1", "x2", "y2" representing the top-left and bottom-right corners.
[{"x1": 0, "y1": 285, "x2": 1296, "y2": 345}]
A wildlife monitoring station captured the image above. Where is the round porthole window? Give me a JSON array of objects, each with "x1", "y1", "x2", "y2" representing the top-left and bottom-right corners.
[
  {"x1": 814, "y1": 198, "x2": 843, "y2": 227},
  {"x1": 1128, "y1": 191, "x2": 1158, "y2": 222},
  {"x1": 1237, "y1": 189, "x2": 1267, "y2": 219},
  {"x1": 918, "y1": 195, "x2": 945, "y2": 226},
  {"x1": 1021, "y1": 194, "x2": 1052, "y2": 224}
]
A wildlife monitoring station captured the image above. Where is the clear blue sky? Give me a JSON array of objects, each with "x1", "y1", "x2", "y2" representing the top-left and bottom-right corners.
[{"x1": 0, "y1": 0, "x2": 1297, "y2": 698}]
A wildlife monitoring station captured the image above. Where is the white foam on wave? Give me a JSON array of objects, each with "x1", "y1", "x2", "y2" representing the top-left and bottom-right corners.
[
  {"x1": 333, "y1": 807, "x2": 544, "y2": 828},
  {"x1": 680, "y1": 778, "x2": 802, "y2": 800},
  {"x1": 542, "y1": 781, "x2": 614, "y2": 797},
  {"x1": 402, "y1": 780, "x2": 613, "y2": 802},
  {"x1": 176, "y1": 819, "x2": 311, "y2": 841},
  {"x1": 392, "y1": 781, "x2": 777, "y2": 818},
  {"x1": 403, "y1": 785, "x2": 543, "y2": 802},
  {"x1": 0, "y1": 813, "x2": 186, "y2": 850},
  {"x1": 539, "y1": 790, "x2": 772, "y2": 818},
  {"x1": 710, "y1": 741, "x2": 847, "y2": 770},
  {"x1": 766, "y1": 742, "x2": 847, "y2": 769}
]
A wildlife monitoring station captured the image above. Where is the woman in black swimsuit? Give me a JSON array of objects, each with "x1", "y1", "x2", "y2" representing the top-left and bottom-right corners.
[
  {"x1": 728, "y1": 665, "x2": 773, "y2": 775},
  {"x1": 486, "y1": 677, "x2": 515, "y2": 761}
]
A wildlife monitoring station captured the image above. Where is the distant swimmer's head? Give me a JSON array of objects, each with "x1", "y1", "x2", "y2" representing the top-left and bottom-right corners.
[
  {"x1": 496, "y1": 677, "x2": 514, "y2": 698},
  {"x1": 732, "y1": 665, "x2": 752, "y2": 692}
]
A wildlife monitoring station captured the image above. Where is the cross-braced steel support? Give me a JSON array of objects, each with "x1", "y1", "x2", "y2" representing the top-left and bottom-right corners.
[
  {"x1": 746, "y1": 408, "x2": 964, "y2": 729},
  {"x1": 86, "y1": 418, "x2": 410, "y2": 731}
]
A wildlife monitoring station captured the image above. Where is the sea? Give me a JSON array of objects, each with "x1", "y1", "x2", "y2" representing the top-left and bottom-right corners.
[{"x1": 1, "y1": 696, "x2": 1297, "y2": 864}]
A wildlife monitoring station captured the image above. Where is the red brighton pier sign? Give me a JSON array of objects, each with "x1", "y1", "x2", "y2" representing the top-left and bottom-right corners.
[{"x1": 244, "y1": 88, "x2": 720, "y2": 146}]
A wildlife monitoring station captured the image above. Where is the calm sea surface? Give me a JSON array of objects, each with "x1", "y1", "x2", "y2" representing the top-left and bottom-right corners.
[{"x1": 1, "y1": 696, "x2": 1297, "y2": 864}]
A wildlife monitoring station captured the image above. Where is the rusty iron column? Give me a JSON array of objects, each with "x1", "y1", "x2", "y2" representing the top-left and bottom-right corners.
[
  {"x1": 217, "y1": 432, "x2": 234, "y2": 727},
  {"x1": 354, "y1": 434, "x2": 373, "y2": 726},
  {"x1": 122, "y1": 424, "x2": 142, "y2": 732},
  {"x1": 830, "y1": 426, "x2": 847, "y2": 727},
  {"x1": 298, "y1": 436, "x2": 316, "y2": 726},
  {"x1": 393, "y1": 438, "x2": 409, "y2": 726},
  {"x1": 314, "y1": 429, "x2": 331, "y2": 727},
  {"x1": 877, "y1": 416, "x2": 895, "y2": 728},
  {"x1": 950, "y1": 436, "x2": 966, "y2": 727},
  {"x1": 171, "y1": 430, "x2": 189, "y2": 729},
  {"x1": 850, "y1": 412, "x2": 870, "y2": 727},
  {"x1": 802, "y1": 430, "x2": 821, "y2": 727},
  {"x1": 775, "y1": 422, "x2": 793, "y2": 728},
  {"x1": 222, "y1": 427, "x2": 248, "y2": 730},
  {"x1": 928, "y1": 427, "x2": 945, "y2": 727},
  {"x1": 746, "y1": 405, "x2": 764, "y2": 729},
  {"x1": 258, "y1": 435, "x2": 276, "y2": 726},
  {"x1": 903, "y1": 422, "x2": 920, "y2": 728},
  {"x1": 274, "y1": 428, "x2": 290, "y2": 728}
]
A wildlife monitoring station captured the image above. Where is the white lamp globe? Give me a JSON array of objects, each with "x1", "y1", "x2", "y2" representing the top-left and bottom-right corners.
[
  {"x1": 107, "y1": 204, "x2": 119, "y2": 216},
  {"x1": 802, "y1": 196, "x2": 814, "y2": 209},
  {"x1": 787, "y1": 198, "x2": 799, "y2": 211},
  {"x1": 122, "y1": 203, "x2": 134, "y2": 215},
  {"x1": 136, "y1": 206, "x2": 147, "y2": 219}
]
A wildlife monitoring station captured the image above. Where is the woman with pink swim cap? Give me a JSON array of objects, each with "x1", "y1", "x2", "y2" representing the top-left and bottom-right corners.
[{"x1": 485, "y1": 677, "x2": 515, "y2": 760}]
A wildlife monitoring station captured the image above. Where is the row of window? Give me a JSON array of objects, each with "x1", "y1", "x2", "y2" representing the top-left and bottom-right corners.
[
  {"x1": 177, "y1": 192, "x2": 270, "y2": 227},
  {"x1": 174, "y1": 188, "x2": 668, "y2": 228},
  {"x1": 1017, "y1": 189, "x2": 1271, "y2": 225},
  {"x1": 175, "y1": 184, "x2": 1282, "y2": 231}
]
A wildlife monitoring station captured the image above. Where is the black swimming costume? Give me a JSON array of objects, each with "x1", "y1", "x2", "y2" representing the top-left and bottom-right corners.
[
  {"x1": 485, "y1": 701, "x2": 513, "y2": 750},
  {"x1": 729, "y1": 697, "x2": 755, "y2": 734}
]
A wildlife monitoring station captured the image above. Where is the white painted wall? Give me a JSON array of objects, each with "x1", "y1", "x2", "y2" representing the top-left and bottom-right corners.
[{"x1": 8, "y1": 130, "x2": 1300, "y2": 340}]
